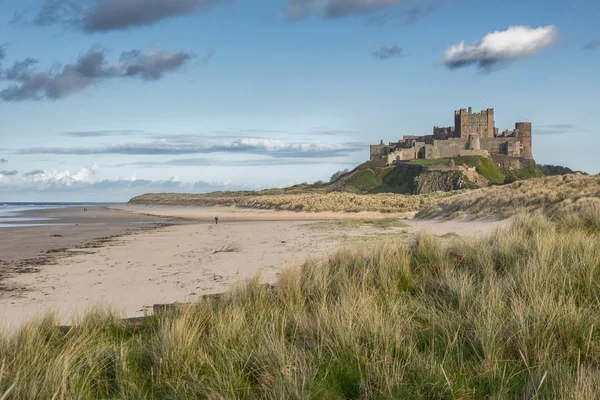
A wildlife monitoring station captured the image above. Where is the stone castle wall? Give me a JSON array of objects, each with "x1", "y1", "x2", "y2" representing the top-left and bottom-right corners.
[
  {"x1": 370, "y1": 143, "x2": 387, "y2": 160},
  {"x1": 454, "y1": 107, "x2": 495, "y2": 139},
  {"x1": 515, "y1": 122, "x2": 533, "y2": 159}
]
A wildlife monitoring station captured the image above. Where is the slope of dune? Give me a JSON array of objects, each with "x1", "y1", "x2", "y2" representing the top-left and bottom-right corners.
[{"x1": 417, "y1": 173, "x2": 600, "y2": 220}]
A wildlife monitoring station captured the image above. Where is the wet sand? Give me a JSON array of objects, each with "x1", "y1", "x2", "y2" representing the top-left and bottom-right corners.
[{"x1": 0, "y1": 207, "x2": 171, "y2": 264}]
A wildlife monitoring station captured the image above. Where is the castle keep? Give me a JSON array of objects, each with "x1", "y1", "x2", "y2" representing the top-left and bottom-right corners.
[{"x1": 370, "y1": 107, "x2": 533, "y2": 165}]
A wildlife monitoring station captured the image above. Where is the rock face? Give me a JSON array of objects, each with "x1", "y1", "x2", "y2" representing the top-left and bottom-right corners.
[
  {"x1": 413, "y1": 171, "x2": 473, "y2": 194},
  {"x1": 490, "y1": 154, "x2": 528, "y2": 171}
]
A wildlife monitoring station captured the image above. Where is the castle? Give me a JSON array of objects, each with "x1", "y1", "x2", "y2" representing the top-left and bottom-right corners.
[{"x1": 370, "y1": 107, "x2": 533, "y2": 165}]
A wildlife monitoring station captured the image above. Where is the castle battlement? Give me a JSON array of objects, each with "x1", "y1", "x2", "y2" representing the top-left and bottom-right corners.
[{"x1": 370, "y1": 107, "x2": 533, "y2": 164}]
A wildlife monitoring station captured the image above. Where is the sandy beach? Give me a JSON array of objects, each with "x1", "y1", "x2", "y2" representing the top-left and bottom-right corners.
[{"x1": 0, "y1": 205, "x2": 508, "y2": 330}]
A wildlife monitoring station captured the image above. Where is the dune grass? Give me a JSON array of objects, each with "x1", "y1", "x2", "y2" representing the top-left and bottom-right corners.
[
  {"x1": 418, "y1": 173, "x2": 600, "y2": 220},
  {"x1": 307, "y1": 218, "x2": 409, "y2": 230},
  {"x1": 129, "y1": 191, "x2": 454, "y2": 213},
  {"x1": 2, "y1": 208, "x2": 600, "y2": 398}
]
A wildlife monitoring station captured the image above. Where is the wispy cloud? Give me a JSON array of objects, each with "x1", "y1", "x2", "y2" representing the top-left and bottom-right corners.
[
  {"x1": 17, "y1": 138, "x2": 363, "y2": 158},
  {"x1": 442, "y1": 25, "x2": 559, "y2": 71},
  {"x1": 284, "y1": 0, "x2": 421, "y2": 21},
  {"x1": 23, "y1": 169, "x2": 46, "y2": 176},
  {"x1": 0, "y1": 159, "x2": 7, "y2": 163},
  {"x1": 0, "y1": 169, "x2": 18, "y2": 176},
  {"x1": 114, "y1": 157, "x2": 356, "y2": 168},
  {"x1": 367, "y1": 1, "x2": 442, "y2": 26},
  {"x1": 0, "y1": 47, "x2": 197, "y2": 101},
  {"x1": 372, "y1": 44, "x2": 403, "y2": 60},
  {"x1": 63, "y1": 129, "x2": 146, "y2": 137},
  {"x1": 535, "y1": 124, "x2": 586, "y2": 135},
  {"x1": 583, "y1": 40, "x2": 600, "y2": 51},
  {"x1": 18, "y1": 0, "x2": 232, "y2": 33}
]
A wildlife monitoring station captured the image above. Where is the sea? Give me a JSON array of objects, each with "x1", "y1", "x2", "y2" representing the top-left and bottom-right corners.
[{"x1": 0, "y1": 202, "x2": 123, "y2": 228}]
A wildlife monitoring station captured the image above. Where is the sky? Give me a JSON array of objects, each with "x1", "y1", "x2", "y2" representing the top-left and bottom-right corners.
[{"x1": 0, "y1": 0, "x2": 598, "y2": 202}]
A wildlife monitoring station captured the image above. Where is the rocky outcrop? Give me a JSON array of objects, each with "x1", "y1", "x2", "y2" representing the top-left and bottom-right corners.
[{"x1": 413, "y1": 171, "x2": 475, "y2": 194}]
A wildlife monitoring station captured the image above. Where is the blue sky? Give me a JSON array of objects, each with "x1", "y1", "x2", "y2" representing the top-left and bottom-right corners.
[{"x1": 0, "y1": 0, "x2": 598, "y2": 201}]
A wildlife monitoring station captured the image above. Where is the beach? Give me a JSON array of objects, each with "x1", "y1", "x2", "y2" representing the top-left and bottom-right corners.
[{"x1": 0, "y1": 205, "x2": 508, "y2": 330}]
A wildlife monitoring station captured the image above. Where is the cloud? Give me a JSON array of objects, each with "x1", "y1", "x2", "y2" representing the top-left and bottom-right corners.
[
  {"x1": 366, "y1": 1, "x2": 441, "y2": 26},
  {"x1": 403, "y1": 4, "x2": 436, "y2": 24},
  {"x1": 284, "y1": 0, "x2": 416, "y2": 20},
  {"x1": 0, "y1": 162, "x2": 242, "y2": 196},
  {"x1": 583, "y1": 40, "x2": 600, "y2": 51},
  {"x1": 63, "y1": 129, "x2": 145, "y2": 137},
  {"x1": 373, "y1": 44, "x2": 403, "y2": 60},
  {"x1": 0, "y1": 159, "x2": 7, "y2": 163},
  {"x1": 535, "y1": 124, "x2": 586, "y2": 135},
  {"x1": 114, "y1": 157, "x2": 354, "y2": 168},
  {"x1": 23, "y1": 169, "x2": 45, "y2": 176},
  {"x1": 0, "y1": 48, "x2": 196, "y2": 101},
  {"x1": 442, "y1": 25, "x2": 559, "y2": 71},
  {"x1": 0, "y1": 47, "x2": 196, "y2": 101},
  {"x1": 18, "y1": 138, "x2": 363, "y2": 158},
  {"x1": 25, "y1": 0, "x2": 231, "y2": 33},
  {"x1": 0, "y1": 169, "x2": 18, "y2": 176}
]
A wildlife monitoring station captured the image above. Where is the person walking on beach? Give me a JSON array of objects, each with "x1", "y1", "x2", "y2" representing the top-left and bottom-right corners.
[{"x1": 215, "y1": 216, "x2": 219, "y2": 225}]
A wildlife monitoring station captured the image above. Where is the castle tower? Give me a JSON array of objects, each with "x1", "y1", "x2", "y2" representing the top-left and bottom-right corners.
[
  {"x1": 467, "y1": 133, "x2": 481, "y2": 151},
  {"x1": 454, "y1": 107, "x2": 496, "y2": 139},
  {"x1": 515, "y1": 122, "x2": 533, "y2": 159}
]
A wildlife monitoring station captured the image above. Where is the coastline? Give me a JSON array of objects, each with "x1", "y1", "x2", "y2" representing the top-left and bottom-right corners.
[
  {"x1": 0, "y1": 206, "x2": 173, "y2": 264},
  {"x1": 0, "y1": 204, "x2": 508, "y2": 331}
]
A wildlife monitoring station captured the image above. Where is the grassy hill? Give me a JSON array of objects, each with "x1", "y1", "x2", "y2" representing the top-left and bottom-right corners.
[
  {"x1": 329, "y1": 156, "x2": 541, "y2": 194},
  {"x1": 129, "y1": 156, "x2": 548, "y2": 212}
]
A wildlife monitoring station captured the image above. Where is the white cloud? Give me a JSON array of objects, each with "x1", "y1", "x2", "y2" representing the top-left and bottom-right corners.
[
  {"x1": 19, "y1": 162, "x2": 99, "y2": 188},
  {"x1": 442, "y1": 25, "x2": 559, "y2": 71},
  {"x1": 0, "y1": 162, "x2": 239, "y2": 194}
]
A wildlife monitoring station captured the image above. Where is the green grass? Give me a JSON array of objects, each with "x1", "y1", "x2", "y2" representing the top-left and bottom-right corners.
[
  {"x1": 344, "y1": 169, "x2": 382, "y2": 192},
  {"x1": 406, "y1": 158, "x2": 448, "y2": 166},
  {"x1": 307, "y1": 218, "x2": 409, "y2": 230},
  {"x1": 474, "y1": 157, "x2": 505, "y2": 184},
  {"x1": 2, "y1": 208, "x2": 600, "y2": 398},
  {"x1": 372, "y1": 166, "x2": 418, "y2": 194}
]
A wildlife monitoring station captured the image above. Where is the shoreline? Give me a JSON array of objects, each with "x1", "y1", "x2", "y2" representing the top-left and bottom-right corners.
[
  {"x1": 0, "y1": 206, "x2": 175, "y2": 264},
  {"x1": 0, "y1": 205, "x2": 508, "y2": 331}
]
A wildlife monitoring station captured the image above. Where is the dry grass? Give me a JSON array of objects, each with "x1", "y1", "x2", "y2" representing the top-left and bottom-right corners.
[
  {"x1": 213, "y1": 243, "x2": 241, "y2": 254},
  {"x1": 1, "y1": 207, "x2": 600, "y2": 398},
  {"x1": 307, "y1": 218, "x2": 409, "y2": 230},
  {"x1": 129, "y1": 191, "x2": 456, "y2": 213},
  {"x1": 418, "y1": 173, "x2": 600, "y2": 220}
]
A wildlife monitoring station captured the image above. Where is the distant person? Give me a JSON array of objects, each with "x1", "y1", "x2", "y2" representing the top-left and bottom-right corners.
[{"x1": 215, "y1": 216, "x2": 219, "y2": 225}]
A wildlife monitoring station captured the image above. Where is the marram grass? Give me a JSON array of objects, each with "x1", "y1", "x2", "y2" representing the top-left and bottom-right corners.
[
  {"x1": 129, "y1": 191, "x2": 454, "y2": 213},
  {"x1": 418, "y1": 172, "x2": 600, "y2": 220},
  {"x1": 2, "y1": 210, "x2": 600, "y2": 399}
]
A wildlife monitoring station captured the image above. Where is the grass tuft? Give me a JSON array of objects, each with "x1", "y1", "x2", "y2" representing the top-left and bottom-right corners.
[{"x1": 213, "y1": 243, "x2": 242, "y2": 254}]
